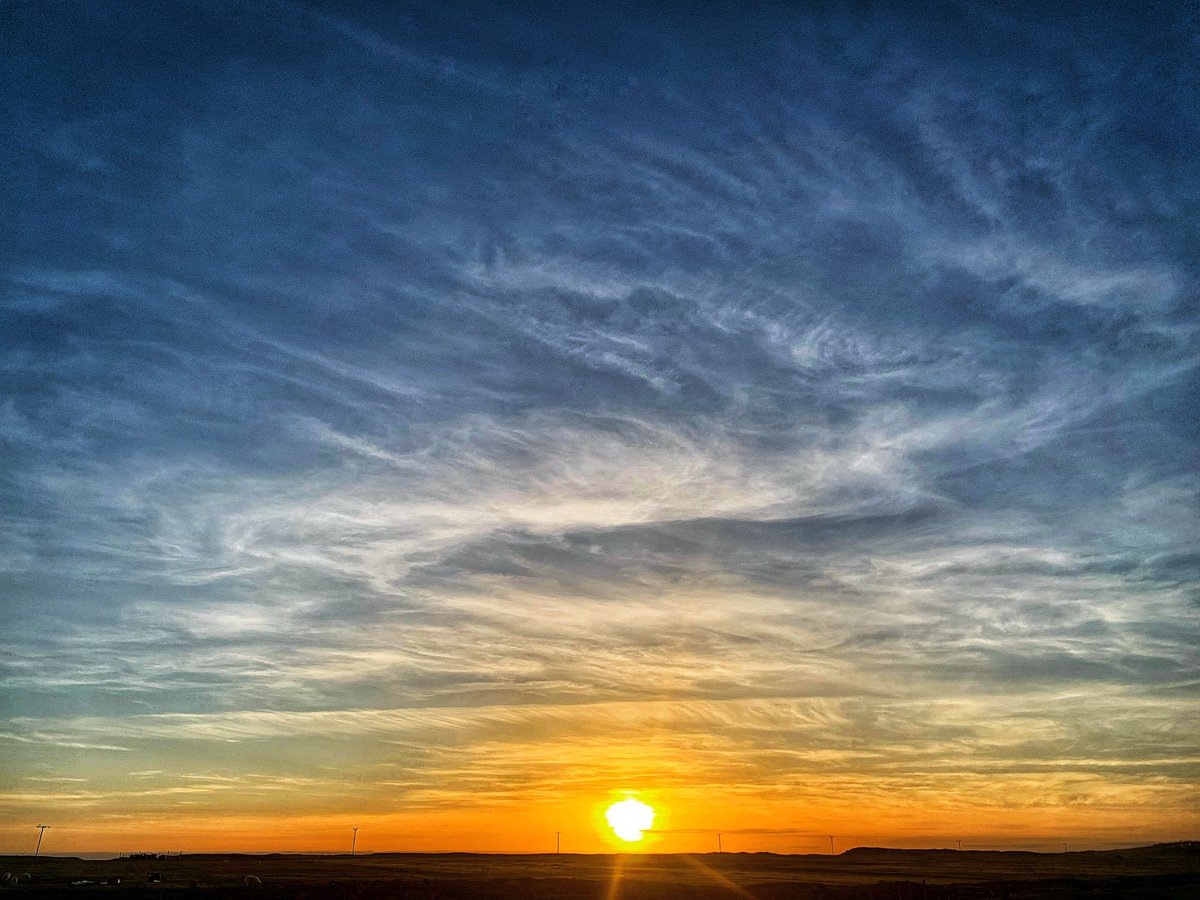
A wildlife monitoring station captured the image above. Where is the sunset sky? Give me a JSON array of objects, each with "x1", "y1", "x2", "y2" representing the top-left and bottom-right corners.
[{"x1": 2, "y1": 1, "x2": 1198, "y2": 855}]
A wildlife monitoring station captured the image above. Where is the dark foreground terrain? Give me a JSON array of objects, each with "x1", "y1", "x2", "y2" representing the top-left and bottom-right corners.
[{"x1": 3, "y1": 842, "x2": 1198, "y2": 899}]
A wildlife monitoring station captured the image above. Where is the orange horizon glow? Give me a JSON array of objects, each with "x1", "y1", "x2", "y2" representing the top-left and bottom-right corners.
[
  {"x1": 4, "y1": 720, "x2": 1198, "y2": 855},
  {"x1": 2, "y1": 789, "x2": 1196, "y2": 856},
  {"x1": 4, "y1": 700, "x2": 1197, "y2": 856}
]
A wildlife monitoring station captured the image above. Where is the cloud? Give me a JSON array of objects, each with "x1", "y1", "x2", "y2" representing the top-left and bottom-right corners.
[{"x1": 1, "y1": 0, "x2": 1196, "y2": 848}]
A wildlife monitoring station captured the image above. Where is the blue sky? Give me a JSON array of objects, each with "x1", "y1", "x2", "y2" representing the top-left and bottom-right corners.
[{"x1": 1, "y1": 1, "x2": 1197, "y2": 852}]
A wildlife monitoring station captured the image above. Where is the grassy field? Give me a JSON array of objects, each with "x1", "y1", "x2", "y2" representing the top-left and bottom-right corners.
[{"x1": 2, "y1": 842, "x2": 1197, "y2": 898}]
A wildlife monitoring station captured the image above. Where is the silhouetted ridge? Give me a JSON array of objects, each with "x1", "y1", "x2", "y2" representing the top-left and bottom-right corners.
[{"x1": 841, "y1": 843, "x2": 1200, "y2": 859}]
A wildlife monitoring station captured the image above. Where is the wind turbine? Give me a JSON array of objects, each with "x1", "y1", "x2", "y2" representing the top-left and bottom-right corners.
[
  {"x1": 351, "y1": 827, "x2": 358, "y2": 857},
  {"x1": 556, "y1": 831, "x2": 561, "y2": 854},
  {"x1": 828, "y1": 835, "x2": 835, "y2": 855},
  {"x1": 34, "y1": 825, "x2": 49, "y2": 857},
  {"x1": 717, "y1": 833, "x2": 723, "y2": 853}
]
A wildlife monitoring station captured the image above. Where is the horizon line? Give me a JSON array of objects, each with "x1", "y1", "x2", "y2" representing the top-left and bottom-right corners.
[{"x1": 4, "y1": 840, "x2": 1193, "y2": 859}]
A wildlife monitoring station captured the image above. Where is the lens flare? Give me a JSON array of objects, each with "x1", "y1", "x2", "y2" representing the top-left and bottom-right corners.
[{"x1": 605, "y1": 798, "x2": 655, "y2": 842}]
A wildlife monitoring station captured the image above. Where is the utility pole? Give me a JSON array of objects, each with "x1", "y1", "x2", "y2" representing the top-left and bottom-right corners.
[
  {"x1": 956, "y1": 840, "x2": 961, "y2": 851},
  {"x1": 828, "y1": 835, "x2": 835, "y2": 855},
  {"x1": 34, "y1": 825, "x2": 49, "y2": 857},
  {"x1": 556, "y1": 832, "x2": 561, "y2": 854},
  {"x1": 351, "y1": 827, "x2": 358, "y2": 857},
  {"x1": 717, "y1": 833, "x2": 722, "y2": 853}
]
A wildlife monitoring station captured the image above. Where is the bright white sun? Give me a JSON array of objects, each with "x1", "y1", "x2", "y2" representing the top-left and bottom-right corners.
[{"x1": 605, "y1": 798, "x2": 655, "y2": 842}]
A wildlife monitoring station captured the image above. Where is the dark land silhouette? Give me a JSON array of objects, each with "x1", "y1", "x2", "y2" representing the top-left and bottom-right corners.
[{"x1": 2, "y1": 842, "x2": 1197, "y2": 898}]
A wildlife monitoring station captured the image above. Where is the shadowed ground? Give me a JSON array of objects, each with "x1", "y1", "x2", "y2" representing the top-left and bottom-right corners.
[{"x1": 2, "y1": 843, "x2": 1197, "y2": 898}]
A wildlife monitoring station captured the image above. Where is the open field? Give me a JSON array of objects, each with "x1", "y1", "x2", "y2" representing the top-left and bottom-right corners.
[{"x1": 2, "y1": 843, "x2": 1198, "y2": 898}]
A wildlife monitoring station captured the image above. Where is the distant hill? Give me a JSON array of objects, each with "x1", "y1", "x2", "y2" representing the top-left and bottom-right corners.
[{"x1": 843, "y1": 842, "x2": 1199, "y2": 858}]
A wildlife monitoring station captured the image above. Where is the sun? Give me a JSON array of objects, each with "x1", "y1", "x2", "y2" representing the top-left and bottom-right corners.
[{"x1": 605, "y1": 798, "x2": 656, "y2": 843}]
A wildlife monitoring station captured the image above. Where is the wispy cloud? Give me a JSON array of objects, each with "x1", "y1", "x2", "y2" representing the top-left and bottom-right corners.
[{"x1": 1, "y1": 0, "x2": 1196, "y2": 851}]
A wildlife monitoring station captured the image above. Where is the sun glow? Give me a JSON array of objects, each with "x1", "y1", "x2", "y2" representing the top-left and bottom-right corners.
[{"x1": 605, "y1": 798, "x2": 655, "y2": 842}]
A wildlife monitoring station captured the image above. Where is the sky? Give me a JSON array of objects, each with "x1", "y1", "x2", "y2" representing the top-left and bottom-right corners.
[{"x1": 1, "y1": 0, "x2": 1198, "y2": 855}]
